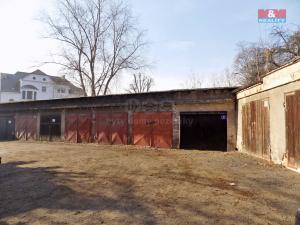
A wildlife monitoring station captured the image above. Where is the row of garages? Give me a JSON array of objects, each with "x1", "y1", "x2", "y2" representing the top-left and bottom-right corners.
[
  {"x1": 0, "y1": 111, "x2": 227, "y2": 149},
  {"x1": 0, "y1": 88, "x2": 236, "y2": 151},
  {"x1": 2, "y1": 57, "x2": 299, "y2": 171},
  {"x1": 63, "y1": 111, "x2": 173, "y2": 148},
  {"x1": 3, "y1": 111, "x2": 172, "y2": 148},
  {"x1": 237, "y1": 58, "x2": 300, "y2": 171}
]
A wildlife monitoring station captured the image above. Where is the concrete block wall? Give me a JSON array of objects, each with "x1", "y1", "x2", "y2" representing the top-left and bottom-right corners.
[
  {"x1": 0, "y1": 88, "x2": 237, "y2": 150},
  {"x1": 173, "y1": 101, "x2": 236, "y2": 151}
]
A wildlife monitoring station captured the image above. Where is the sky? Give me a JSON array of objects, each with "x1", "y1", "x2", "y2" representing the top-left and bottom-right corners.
[{"x1": 0, "y1": 0, "x2": 299, "y2": 91}]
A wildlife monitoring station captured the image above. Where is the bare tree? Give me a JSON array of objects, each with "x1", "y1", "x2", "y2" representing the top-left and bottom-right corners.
[
  {"x1": 181, "y1": 73, "x2": 203, "y2": 89},
  {"x1": 233, "y1": 42, "x2": 271, "y2": 85},
  {"x1": 42, "y1": 0, "x2": 147, "y2": 96},
  {"x1": 270, "y1": 26, "x2": 300, "y2": 66},
  {"x1": 211, "y1": 68, "x2": 237, "y2": 87},
  {"x1": 233, "y1": 26, "x2": 300, "y2": 85},
  {"x1": 127, "y1": 72, "x2": 154, "y2": 93}
]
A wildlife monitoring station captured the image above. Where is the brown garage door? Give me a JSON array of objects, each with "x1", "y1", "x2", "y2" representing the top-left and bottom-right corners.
[
  {"x1": 15, "y1": 114, "x2": 37, "y2": 140},
  {"x1": 65, "y1": 112, "x2": 92, "y2": 143},
  {"x1": 242, "y1": 100, "x2": 270, "y2": 159},
  {"x1": 96, "y1": 112, "x2": 128, "y2": 145},
  {"x1": 286, "y1": 91, "x2": 300, "y2": 169},
  {"x1": 133, "y1": 112, "x2": 172, "y2": 148}
]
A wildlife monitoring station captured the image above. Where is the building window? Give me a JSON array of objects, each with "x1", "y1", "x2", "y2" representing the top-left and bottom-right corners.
[
  {"x1": 43, "y1": 78, "x2": 46, "y2": 81},
  {"x1": 27, "y1": 91, "x2": 33, "y2": 100},
  {"x1": 22, "y1": 90, "x2": 37, "y2": 100},
  {"x1": 69, "y1": 89, "x2": 71, "y2": 94},
  {"x1": 57, "y1": 88, "x2": 66, "y2": 93},
  {"x1": 32, "y1": 77, "x2": 36, "y2": 80},
  {"x1": 22, "y1": 91, "x2": 26, "y2": 99},
  {"x1": 9, "y1": 99, "x2": 14, "y2": 102},
  {"x1": 42, "y1": 86, "x2": 46, "y2": 92}
]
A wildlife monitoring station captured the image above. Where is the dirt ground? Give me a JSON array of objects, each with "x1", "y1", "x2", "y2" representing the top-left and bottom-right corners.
[{"x1": 0, "y1": 142, "x2": 300, "y2": 225}]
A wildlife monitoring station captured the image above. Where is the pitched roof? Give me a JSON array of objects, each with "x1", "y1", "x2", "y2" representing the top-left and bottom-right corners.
[
  {"x1": 0, "y1": 70, "x2": 83, "y2": 94},
  {"x1": 51, "y1": 76, "x2": 73, "y2": 86},
  {"x1": 31, "y1": 69, "x2": 47, "y2": 75}
]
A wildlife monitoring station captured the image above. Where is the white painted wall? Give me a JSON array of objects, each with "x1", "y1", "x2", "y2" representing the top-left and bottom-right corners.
[
  {"x1": 53, "y1": 85, "x2": 71, "y2": 99},
  {"x1": 0, "y1": 92, "x2": 21, "y2": 102},
  {"x1": 21, "y1": 74, "x2": 55, "y2": 100}
]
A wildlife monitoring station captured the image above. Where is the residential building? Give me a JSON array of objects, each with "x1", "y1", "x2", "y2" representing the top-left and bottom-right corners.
[{"x1": 0, "y1": 70, "x2": 83, "y2": 103}]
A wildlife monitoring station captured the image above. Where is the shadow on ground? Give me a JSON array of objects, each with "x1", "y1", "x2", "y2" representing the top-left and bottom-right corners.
[
  {"x1": 1, "y1": 142, "x2": 300, "y2": 225},
  {"x1": 0, "y1": 161, "x2": 156, "y2": 225}
]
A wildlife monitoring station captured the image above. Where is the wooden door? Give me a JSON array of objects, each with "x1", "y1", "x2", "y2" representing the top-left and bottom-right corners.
[{"x1": 286, "y1": 92, "x2": 300, "y2": 168}]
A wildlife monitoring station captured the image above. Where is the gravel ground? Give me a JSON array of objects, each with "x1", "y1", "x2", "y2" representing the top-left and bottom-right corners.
[{"x1": 0, "y1": 141, "x2": 299, "y2": 225}]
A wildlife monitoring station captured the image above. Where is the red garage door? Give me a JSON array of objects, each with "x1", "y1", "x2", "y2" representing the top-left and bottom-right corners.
[
  {"x1": 65, "y1": 114, "x2": 78, "y2": 142},
  {"x1": 111, "y1": 113, "x2": 128, "y2": 145},
  {"x1": 96, "y1": 112, "x2": 128, "y2": 145},
  {"x1": 96, "y1": 113, "x2": 111, "y2": 144},
  {"x1": 133, "y1": 112, "x2": 173, "y2": 148},
  {"x1": 15, "y1": 114, "x2": 37, "y2": 140},
  {"x1": 78, "y1": 113, "x2": 92, "y2": 143},
  {"x1": 65, "y1": 112, "x2": 92, "y2": 143}
]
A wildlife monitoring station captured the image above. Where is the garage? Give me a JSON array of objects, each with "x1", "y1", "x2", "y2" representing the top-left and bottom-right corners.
[
  {"x1": 180, "y1": 112, "x2": 227, "y2": 151},
  {"x1": 132, "y1": 112, "x2": 172, "y2": 148},
  {"x1": 0, "y1": 117, "x2": 15, "y2": 141},
  {"x1": 15, "y1": 114, "x2": 37, "y2": 140},
  {"x1": 96, "y1": 112, "x2": 128, "y2": 145},
  {"x1": 40, "y1": 113, "x2": 61, "y2": 141},
  {"x1": 65, "y1": 112, "x2": 92, "y2": 143},
  {"x1": 286, "y1": 91, "x2": 300, "y2": 169},
  {"x1": 0, "y1": 87, "x2": 237, "y2": 151},
  {"x1": 241, "y1": 100, "x2": 270, "y2": 159}
]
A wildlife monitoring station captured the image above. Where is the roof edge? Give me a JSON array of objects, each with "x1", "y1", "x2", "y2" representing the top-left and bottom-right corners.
[
  {"x1": 0, "y1": 86, "x2": 238, "y2": 106},
  {"x1": 261, "y1": 57, "x2": 300, "y2": 78},
  {"x1": 235, "y1": 57, "x2": 300, "y2": 94}
]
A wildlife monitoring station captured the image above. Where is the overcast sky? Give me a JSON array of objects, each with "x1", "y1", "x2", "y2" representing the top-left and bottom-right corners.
[{"x1": 0, "y1": 0, "x2": 299, "y2": 91}]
